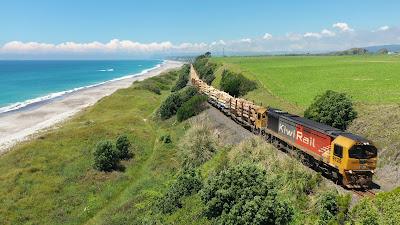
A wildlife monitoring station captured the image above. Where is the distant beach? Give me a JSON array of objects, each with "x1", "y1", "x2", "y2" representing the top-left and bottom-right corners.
[{"x1": 0, "y1": 60, "x2": 183, "y2": 154}]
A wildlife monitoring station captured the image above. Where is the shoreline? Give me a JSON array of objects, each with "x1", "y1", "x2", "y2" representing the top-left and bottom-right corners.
[{"x1": 0, "y1": 60, "x2": 183, "y2": 154}]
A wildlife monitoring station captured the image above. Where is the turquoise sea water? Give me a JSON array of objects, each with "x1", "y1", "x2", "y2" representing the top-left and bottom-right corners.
[{"x1": 0, "y1": 60, "x2": 162, "y2": 113}]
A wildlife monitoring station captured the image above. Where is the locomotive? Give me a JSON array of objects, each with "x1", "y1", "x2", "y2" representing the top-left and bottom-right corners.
[{"x1": 190, "y1": 65, "x2": 377, "y2": 188}]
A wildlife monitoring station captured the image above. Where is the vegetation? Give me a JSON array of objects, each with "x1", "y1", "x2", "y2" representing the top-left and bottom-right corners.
[
  {"x1": 159, "y1": 86, "x2": 198, "y2": 120},
  {"x1": 176, "y1": 95, "x2": 208, "y2": 122},
  {"x1": 179, "y1": 122, "x2": 217, "y2": 169},
  {"x1": 200, "y1": 163, "x2": 293, "y2": 225},
  {"x1": 157, "y1": 169, "x2": 202, "y2": 214},
  {"x1": 220, "y1": 69, "x2": 257, "y2": 97},
  {"x1": 0, "y1": 69, "x2": 180, "y2": 224},
  {"x1": 211, "y1": 55, "x2": 400, "y2": 106},
  {"x1": 115, "y1": 134, "x2": 132, "y2": 160},
  {"x1": 93, "y1": 140, "x2": 120, "y2": 172},
  {"x1": 193, "y1": 52, "x2": 217, "y2": 84},
  {"x1": 351, "y1": 187, "x2": 400, "y2": 225},
  {"x1": 171, "y1": 64, "x2": 190, "y2": 92},
  {"x1": 304, "y1": 90, "x2": 357, "y2": 130}
]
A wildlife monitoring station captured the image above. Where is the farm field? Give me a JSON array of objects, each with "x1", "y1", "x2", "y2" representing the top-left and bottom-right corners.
[{"x1": 211, "y1": 55, "x2": 400, "y2": 108}]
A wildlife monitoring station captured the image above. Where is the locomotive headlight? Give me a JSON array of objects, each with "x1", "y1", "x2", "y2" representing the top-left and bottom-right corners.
[{"x1": 348, "y1": 170, "x2": 353, "y2": 174}]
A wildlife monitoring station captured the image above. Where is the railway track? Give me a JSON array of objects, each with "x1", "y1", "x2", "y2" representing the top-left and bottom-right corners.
[{"x1": 352, "y1": 189, "x2": 376, "y2": 197}]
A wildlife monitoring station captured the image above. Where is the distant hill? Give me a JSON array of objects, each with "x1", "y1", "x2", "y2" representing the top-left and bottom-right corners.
[{"x1": 364, "y1": 44, "x2": 400, "y2": 53}]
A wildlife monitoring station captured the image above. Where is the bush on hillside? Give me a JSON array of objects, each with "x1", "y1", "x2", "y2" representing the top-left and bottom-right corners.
[
  {"x1": 159, "y1": 86, "x2": 198, "y2": 120},
  {"x1": 116, "y1": 134, "x2": 132, "y2": 160},
  {"x1": 228, "y1": 137, "x2": 321, "y2": 195},
  {"x1": 316, "y1": 191, "x2": 351, "y2": 225},
  {"x1": 157, "y1": 169, "x2": 203, "y2": 214},
  {"x1": 193, "y1": 53, "x2": 217, "y2": 84},
  {"x1": 176, "y1": 95, "x2": 208, "y2": 122},
  {"x1": 304, "y1": 90, "x2": 357, "y2": 130},
  {"x1": 141, "y1": 83, "x2": 161, "y2": 95},
  {"x1": 220, "y1": 69, "x2": 257, "y2": 97},
  {"x1": 351, "y1": 187, "x2": 400, "y2": 225},
  {"x1": 179, "y1": 121, "x2": 217, "y2": 168},
  {"x1": 171, "y1": 64, "x2": 190, "y2": 92},
  {"x1": 159, "y1": 134, "x2": 172, "y2": 144},
  {"x1": 200, "y1": 163, "x2": 293, "y2": 224},
  {"x1": 93, "y1": 140, "x2": 120, "y2": 172}
]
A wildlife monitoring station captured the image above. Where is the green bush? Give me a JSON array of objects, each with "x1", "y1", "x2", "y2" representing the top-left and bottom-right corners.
[
  {"x1": 220, "y1": 69, "x2": 257, "y2": 97},
  {"x1": 176, "y1": 95, "x2": 208, "y2": 122},
  {"x1": 159, "y1": 134, "x2": 172, "y2": 143},
  {"x1": 193, "y1": 53, "x2": 217, "y2": 84},
  {"x1": 351, "y1": 187, "x2": 400, "y2": 225},
  {"x1": 159, "y1": 86, "x2": 198, "y2": 120},
  {"x1": 157, "y1": 169, "x2": 202, "y2": 214},
  {"x1": 115, "y1": 134, "x2": 132, "y2": 159},
  {"x1": 304, "y1": 90, "x2": 357, "y2": 130},
  {"x1": 171, "y1": 64, "x2": 190, "y2": 92},
  {"x1": 141, "y1": 83, "x2": 161, "y2": 95},
  {"x1": 200, "y1": 163, "x2": 293, "y2": 224},
  {"x1": 179, "y1": 121, "x2": 217, "y2": 168},
  {"x1": 93, "y1": 140, "x2": 119, "y2": 172}
]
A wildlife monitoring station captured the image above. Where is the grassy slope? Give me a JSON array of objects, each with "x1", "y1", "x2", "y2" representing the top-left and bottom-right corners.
[
  {"x1": 0, "y1": 72, "x2": 188, "y2": 224},
  {"x1": 211, "y1": 55, "x2": 400, "y2": 190}
]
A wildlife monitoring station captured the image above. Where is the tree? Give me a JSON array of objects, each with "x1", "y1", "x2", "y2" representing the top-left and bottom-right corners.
[
  {"x1": 116, "y1": 134, "x2": 131, "y2": 159},
  {"x1": 200, "y1": 164, "x2": 293, "y2": 224},
  {"x1": 304, "y1": 90, "x2": 357, "y2": 130},
  {"x1": 93, "y1": 140, "x2": 119, "y2": 172},
  {"x1": 220, "y1": 70, "x2": 257, "y2": 97},
  {"x1": 377, "y1": 48, "x2": 389, "y2": 54}
]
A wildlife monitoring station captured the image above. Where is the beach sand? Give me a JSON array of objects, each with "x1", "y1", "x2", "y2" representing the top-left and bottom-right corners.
[{"x1": 0, "y1": 60, "x2": 183, "y2": 154}]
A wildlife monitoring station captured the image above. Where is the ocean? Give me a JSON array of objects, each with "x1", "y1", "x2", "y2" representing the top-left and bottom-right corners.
[{"x1": 0, "y1": 60, "x2": 162, "y2": 113}]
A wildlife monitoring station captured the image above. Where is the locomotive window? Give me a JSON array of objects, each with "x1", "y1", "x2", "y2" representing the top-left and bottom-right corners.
[
  {"x1": 258, "y1": 113, "x2": 261, "y2": 120},
  {"x1": 349, "y1": 145, "x2": 377, "y2": 159},
  {"x1": 334, "y1": 144, "x2": 343, "y2": 158}
]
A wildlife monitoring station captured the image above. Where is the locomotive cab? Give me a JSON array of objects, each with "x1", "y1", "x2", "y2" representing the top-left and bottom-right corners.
[
  {"x1": 330, "y1": 134, "x2": 377, "y2": 188},
  {"x1": 255, "y1": 108, "x2": 267, "y2": 129}
]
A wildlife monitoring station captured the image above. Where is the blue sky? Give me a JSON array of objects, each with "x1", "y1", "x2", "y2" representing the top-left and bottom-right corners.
[{"x1": 1, "y1": 0, "x2": 399, "y2": 58}]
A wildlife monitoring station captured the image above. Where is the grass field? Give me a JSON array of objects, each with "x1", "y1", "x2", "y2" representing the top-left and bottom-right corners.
[{"x1": 211, "y1": 55, "x2": 400, "y2": 108}]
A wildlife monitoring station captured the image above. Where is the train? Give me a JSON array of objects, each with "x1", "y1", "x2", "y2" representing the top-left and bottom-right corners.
[{"x1": 190, "y1": 65, "x2": 377, "y2": 189}]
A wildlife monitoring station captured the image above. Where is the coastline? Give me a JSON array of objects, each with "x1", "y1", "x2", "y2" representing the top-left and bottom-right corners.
[{"x1": 0, "y1": 60, "x2": 183, "y2": 154}]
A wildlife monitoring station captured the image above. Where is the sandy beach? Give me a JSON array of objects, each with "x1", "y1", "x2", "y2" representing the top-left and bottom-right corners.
[{"x1": 0, "y1": 60, "x2": 183, "y2": 154}]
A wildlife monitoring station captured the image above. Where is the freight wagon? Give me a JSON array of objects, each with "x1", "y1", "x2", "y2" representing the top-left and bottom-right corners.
[{"x1": 190, "y1": 65, "x2": 377, "y2": 189}]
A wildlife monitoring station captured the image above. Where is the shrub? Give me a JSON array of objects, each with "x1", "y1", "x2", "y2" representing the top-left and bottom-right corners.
[
  {"x1": 159, "y1": 86, "x2": 198, "y2": 120},
  {"x1": 115, "y1": 134, "x2": 132, "y2": 159},
  {"x1": 141, "y1": 83, "x2": 161, "y2": 95},
  {"x1": 304, "y1": 90, "x2": 357, "y2": 130},
  {"x1": 179, "y1": 121, "x2": 217, "y2": 168},
  {"x1": 228, "y1": 137, "x2": 321, "y2": 195},
  {"x1": 176, "y1": 95, "x2": 208, "y2": 122},
  {"x1": 159, "y1": 134, "x2": 172, "y2": 143},
  {"x1": 157, "y1": 169, "x2": 202, "y2": 214},
  {"x1": 93, "y1": 140, "x2": 119, "y2": 172},
  {"x1": 193, "y1": 53, "x2": 217, "y2": 84},
  {"x1": 171, "y1": 64, "x2": 190, "y2": 92},
  {"x1": 220, "y1": 70, "x2": 257, "y2": 97},
  {"x1": 200, "y1": 163, "x2": 293, "y2": 224},
  {"x1": 317, "y1": 191, "x2": 339, "y2": 224}
]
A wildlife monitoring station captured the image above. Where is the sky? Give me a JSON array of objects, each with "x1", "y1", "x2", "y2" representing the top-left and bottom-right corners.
[{"x1": 0, "y1": 0, "x2": 399, "y2": 59}]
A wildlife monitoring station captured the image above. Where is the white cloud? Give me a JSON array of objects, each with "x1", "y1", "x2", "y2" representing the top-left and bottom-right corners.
[
  {"x1": 333, "y1": 22, "x2": 354, "y2": 32},
  {"x1": 286, "y1": 33, "x2": 302, "y2": 41},
  {"x1": 211, "y1": 40, "x2": 226, "y2": 46},
  {"x1": 321, "y1": 29, "x2": 336, "y2": 37},
  {"x1": 263, "y1": 33, "x2": 272, "y2": 40},
  {"x1": 304, "y1": 32, "x2": 322, "y2": 39},
  {"x1": 378, "y1": 25, "x2": 389, "y2": 31},
  {"x1": 239, "y1": 38, "x2": 252, "y2": 43}
]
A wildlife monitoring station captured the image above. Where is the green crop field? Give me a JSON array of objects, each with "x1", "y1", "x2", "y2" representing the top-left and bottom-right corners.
[{"x1": 211, "y1": 55, "x2": 400, "y2": 108}]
